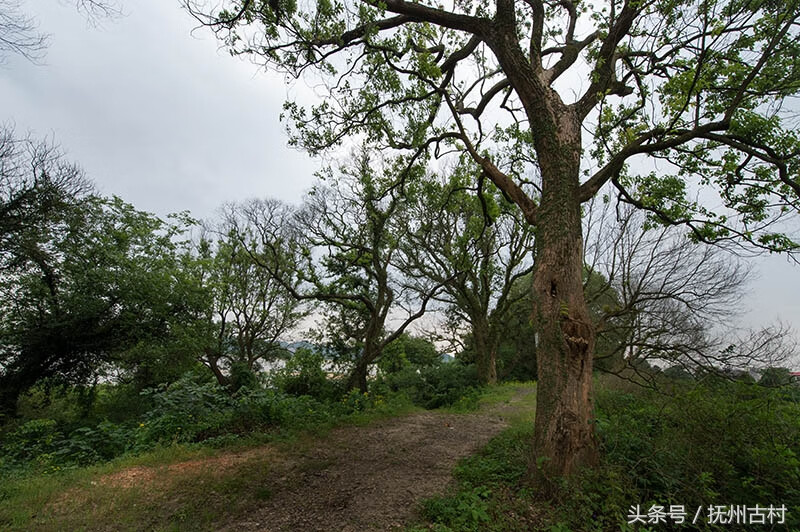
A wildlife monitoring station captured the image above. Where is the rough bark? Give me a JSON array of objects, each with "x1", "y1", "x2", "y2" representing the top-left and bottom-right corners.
[
  {"x1": 482, "y1": 24, "x2": 600, "y2": 479},
  {"x1": 529, "y1": 109, "x2": 599, "y2": 482}
]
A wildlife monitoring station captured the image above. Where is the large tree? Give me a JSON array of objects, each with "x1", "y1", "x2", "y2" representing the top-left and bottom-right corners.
[
  {"x1": 242, "y1": 152, "x2": 443, "y2": 392},
  {"x1": 186, "y1": 0, "x2": 800, "y2": 479},
  {"x1": 182, "y1": 210, "x2": 304, "y2": 389},
  {"x1": 0, "y1": 195, "x2": 197, "y2": 415},
  {"x1": 399, "y1": 167, "x2": 534, "y2": 384},
  {"x1": 0, "y1": 128, "x2": 205, "y2": 413},
  {"x1": 584, "y1": 201, "x2": 797, "y2": 385}
]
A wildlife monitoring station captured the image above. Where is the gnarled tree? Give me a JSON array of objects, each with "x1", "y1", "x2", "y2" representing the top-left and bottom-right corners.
[
  {"x1": 185, "y1": 0, "x2": 800, "y2": 480},
  {"x1": 180, "y1": 212, "x2": 304, "y2": 389},
  {"x1": 399, "y1": 166, "x2": 534, "y2": 384},
  {"x1": 242, "y1": 151, "x2": 444, "y2": 392},
  {"x1": 585, "y1": 201, "x2": 797, "y2": 386}
]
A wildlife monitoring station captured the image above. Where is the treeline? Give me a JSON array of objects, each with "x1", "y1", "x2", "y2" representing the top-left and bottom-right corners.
[
  {"x1": 0, "y1": 135, "x2": 534, "y2": 417},
  {"x1": 2, "y1": 128, "x2": 796, "y2": 420}
]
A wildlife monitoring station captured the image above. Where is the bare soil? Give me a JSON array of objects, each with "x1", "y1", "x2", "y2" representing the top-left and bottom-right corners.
[{"x1": 221, "y1": 391, "x2": 534, "y2": 532}]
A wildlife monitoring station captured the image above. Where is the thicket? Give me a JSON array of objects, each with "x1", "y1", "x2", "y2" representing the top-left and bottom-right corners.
[{"x1": 0, "y1": 357, "x2": 480, "y2": 477}]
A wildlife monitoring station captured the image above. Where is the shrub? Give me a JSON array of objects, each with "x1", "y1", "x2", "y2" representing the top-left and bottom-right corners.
[
  {"x1": 136, "y1": 374, "x2": 235, "y2": 446},
  {"x1": 340, "y1": 389, "x2": 374, "y2": 412},
  {"x1": 420, "y1": 487, "x2": 493, "y2": 531},
  {"x1": 416, "y1": 381, "x2": 800, "y2": 531},
  {"x1": 272, "y1": 348, "x2": 342, "y2": 401},
  {"x1": 0, "y1": 419, "x2": 64, "y2": 471},
  {"x1": 552, "y1": 382, "x2": 800, "y2": 530},
  {"x1": 383, "y1": 362, "x2": 480, "y2": 409},
  {"x1": 378, "y1": 333, "x2": 440, "y2": 374},
  {"x1": 0, "y1": 418, "x2": 134, "y2": 473}
]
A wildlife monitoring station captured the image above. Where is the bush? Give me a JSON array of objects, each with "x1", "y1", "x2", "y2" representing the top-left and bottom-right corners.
[
  {"x1": 0, "y1": 419, "x2": 64, "y2": 472},
  {"x1": 382, "y1": 362, "x2": 480, "y2": 409},
  {"x1": 420, "y1": 487, "x2": 493, "y2": 531},
  {"x1": 272, "y1": 348, "x2": 342, "y2": 401},
  {"x1": 136, "y1": 373, "x2": 344, "y2": 445},
  {"x1": 0, "y1": 363, "x2": 429, "y2": 476},
  {"x1": 15, "y1": 381, "x2": 150, "y2": 427},
  {"x1": 136, "y1": 374, "x2": 235, "y2": 446},
  {"x1": 553, "y1": 382, "x2": 800, "y2": 530},
  {"x1": 378, "y1": 333, "x2": 440, "y2": 374},
  {"x1": 415, "y1": 381, "x2": 800, "y2": 531},
  {"x1": 0, "y1": 418, "x2": 134, "y2": 473}
]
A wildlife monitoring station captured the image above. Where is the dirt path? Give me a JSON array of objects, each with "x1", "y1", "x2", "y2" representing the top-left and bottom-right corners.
[
  {"x1": 53, "y1": 387, "x2": 536, "y2": 532},
  {"x1": 221, "y1": 388, "x2": 535, "y2": 532}
]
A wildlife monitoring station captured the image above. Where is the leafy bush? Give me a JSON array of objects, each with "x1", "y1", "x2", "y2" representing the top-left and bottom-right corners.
[
  {"x1": 136, "y1": 374, "x2": 235, "y2": 445},
  {"x1": 15, "y1": 381, "x2": 150, "y2": 427},
  {"x1": 0, "y1": 418, "x2": 134, "y2": 473},
  {"x1": 383, "y1": 362, "x2": 480, "y2": 409},
  {"x1": 378, "y1": 333, "x2": 440, "y2": 374},
  {"x1": 554, "y1": 382, "x2": 800, "y2": 530},
  {"x1": 420, "y1": 487, "x2": 493, "y2": 531},
  {"x1": 136, "y1": 373, "x2": 343, "y2": 445},
  {"x1": 272, "y1": 348, "x2": 342, "y2": 401},
  {"x1": 1, "y1": 373, "x2": 336, "y2": 473},
  {"x1": 0, "y1": 357, "x2": 474, "y2": 476},
  {"x1": 0, "y1": 419, "x2": 64, "y2": 472},
  {"x1": 415, "y1": 381, "x2": 800, "y2": 531},
  {"x1": 340, "y1": 389, "x2": 374, "y2": 412},
  {"x1": 56, "y1": 422, "x2": 131, "y2": 464}
]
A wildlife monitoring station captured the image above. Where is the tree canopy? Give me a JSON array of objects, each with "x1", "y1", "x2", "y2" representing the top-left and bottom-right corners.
[
  {"x1": 0, "y1": 127, "x2": 201, "y2": 415},
  {"x1": 186, "y1": 0, "x2": 800, "y2": 244}
]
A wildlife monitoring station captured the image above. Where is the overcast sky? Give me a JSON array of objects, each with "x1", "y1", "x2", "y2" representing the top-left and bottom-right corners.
[
  {"x1": 2, "y1": 0, "x2": 319, "y2": 218},
  {"x1": 2, "y1": 0, "x2": 798, "y2": 352}
]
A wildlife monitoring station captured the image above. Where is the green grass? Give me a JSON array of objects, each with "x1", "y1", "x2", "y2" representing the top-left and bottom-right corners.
[
  {"x1": 412, "y1": 379, "x2": 800, "y2": 532},
  {"x1": 411, "y1": 428, "x2": 540, "y2": 531},
  {"x1": 437, "y1": 381, "x2": 537, "y2": 415},
  {"x1": 477, "y1": 381, "x2": 537, "y2": 414},
  {"x1": 0, "y1": 393, "x2": 422, "y2": 532},
  {"x1": 0, "y1": 443, "x2": 268, "y2": 531}
]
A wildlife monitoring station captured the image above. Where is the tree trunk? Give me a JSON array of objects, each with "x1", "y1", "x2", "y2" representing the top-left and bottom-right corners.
[
  {"x1": 348, "y1": 340, "x2": 380, "y2": 394},
  {"x1": 347, "y1": 356, "x2": 370, "y2": 393},
  {"x1": 481, "y1": 26, "x2": 598, "y2": 481},
  {"x1": 529, "y1": 114, "x2": 599, "y2": 483},
  {"x1": 473, "y1": 315, "x2": 497, "y2": 385},
  {"x1": 204, "y1": 352, "x2": 230, "y2": 388}
]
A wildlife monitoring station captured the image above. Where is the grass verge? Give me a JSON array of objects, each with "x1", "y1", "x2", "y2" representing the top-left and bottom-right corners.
[{"x1": 0, "y1": 396, "x2": 421, "y2": 532}]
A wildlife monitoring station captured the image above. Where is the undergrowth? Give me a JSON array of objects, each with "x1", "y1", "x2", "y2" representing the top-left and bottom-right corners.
[
  {"x1": 0, "y1": 362, "x2": 486, "y2": 530},
  {"x1": 413, "y1": 381, "x2": 800, "y2": 531}
]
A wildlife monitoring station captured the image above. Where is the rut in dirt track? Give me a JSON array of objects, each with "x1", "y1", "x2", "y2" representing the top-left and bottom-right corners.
[{"x1": 224, "y1": 389, "x2": 535, "y2": 532}]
